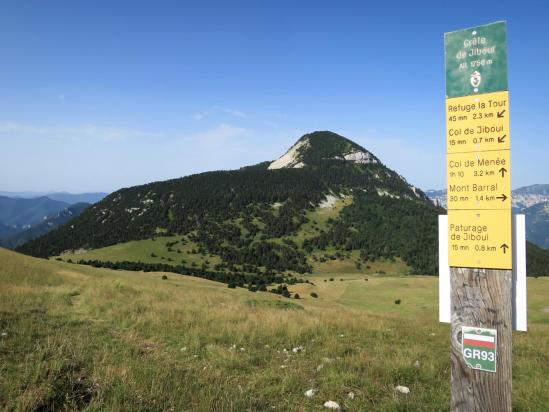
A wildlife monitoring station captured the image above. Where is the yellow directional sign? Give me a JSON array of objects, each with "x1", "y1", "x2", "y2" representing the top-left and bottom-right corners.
[
  {"x1": 447, "y1": 91, "x2": 510, "y2": 153},
  {"x1": 445, "y1": 25, "x2": 512, "y2": 270},
  {"x1": 447, "y1": 150, "x2": 511, "y2": 210},
  {"x1": 448, "y1": 210, "x2": 512, "y2": 269}
]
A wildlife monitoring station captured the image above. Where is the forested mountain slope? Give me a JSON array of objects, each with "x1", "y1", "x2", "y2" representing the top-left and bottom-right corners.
[{"x1": 17, "y1": 132, "x2": 452, "y2": 277}]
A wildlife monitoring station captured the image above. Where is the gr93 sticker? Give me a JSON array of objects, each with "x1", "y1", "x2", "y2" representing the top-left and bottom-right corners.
[{"x1": 462, "y1": 326, "x2": 497, "y2": 372}]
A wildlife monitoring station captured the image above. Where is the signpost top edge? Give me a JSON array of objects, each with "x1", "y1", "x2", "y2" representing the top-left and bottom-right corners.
[{"x1": 444, "y1": 20, "x2": 507, "y2": 37}]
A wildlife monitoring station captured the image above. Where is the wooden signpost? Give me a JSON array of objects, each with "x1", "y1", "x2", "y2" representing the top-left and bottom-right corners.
[{"x1": 444, "y1": 21, "x2": 513, "y2": 411}]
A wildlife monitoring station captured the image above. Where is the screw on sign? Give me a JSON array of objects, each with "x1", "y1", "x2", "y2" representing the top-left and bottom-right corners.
[{"x1": 462, "y1": 326, "x2": 497, "y2": 372}]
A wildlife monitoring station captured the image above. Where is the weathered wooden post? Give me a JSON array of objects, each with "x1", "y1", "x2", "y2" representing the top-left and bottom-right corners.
[{"x1": 444, "y1": 21, "x2": 513, "y2": 411}]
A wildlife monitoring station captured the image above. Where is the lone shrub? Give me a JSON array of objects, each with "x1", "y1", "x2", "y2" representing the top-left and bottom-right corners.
[
  {"x1": 294, "y1": 293, "x2": 300, "y2": 299},
  {"x1": 310, "y1": 292, "x2": 318, "y2": 298},
  {"x1": 394, "y1": 299, "x2": 401, "y2": 305},
  {"x1": 161, "y1": 275, "x2": 168, "y2": 280}
]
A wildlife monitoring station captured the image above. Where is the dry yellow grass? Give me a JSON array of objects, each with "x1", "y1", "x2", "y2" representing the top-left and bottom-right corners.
[{"x1": 1, "y1": 248, "x2": 548, "y2": 411}]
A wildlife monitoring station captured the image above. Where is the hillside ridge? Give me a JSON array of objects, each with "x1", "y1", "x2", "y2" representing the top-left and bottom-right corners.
[{"x1": 16, "y1": 132, "x2": 446, "y2": 277}]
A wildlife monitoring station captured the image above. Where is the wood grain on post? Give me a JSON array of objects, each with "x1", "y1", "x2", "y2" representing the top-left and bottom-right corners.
[{"x1": 450, "y1": 267, "x2": 512, "y2": 412}]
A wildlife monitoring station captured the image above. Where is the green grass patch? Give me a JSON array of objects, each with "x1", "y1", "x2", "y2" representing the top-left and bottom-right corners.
[
  {"x1": 290, "y1": 197, "x2": 353, "y2": 245},
  {"x1": 58, "y1": 235, "x2": 221, "y2": 268}
]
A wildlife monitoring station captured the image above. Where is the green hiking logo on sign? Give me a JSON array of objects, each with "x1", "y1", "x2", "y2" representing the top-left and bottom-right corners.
[{"x1": 462, "y1": 326, "x2": 497, "y2": 372}]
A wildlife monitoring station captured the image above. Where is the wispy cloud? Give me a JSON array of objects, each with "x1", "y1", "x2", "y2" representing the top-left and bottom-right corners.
[
  {"x1": 222, "y1": 107, "x2": 247, "y2": 118},
  {"x1": 265, "y1": 112, "x2": 288, "y2": 119},
  {"x1": 263, "y1": 120, "x2": 279, "y2": 128},
  {"x1": 190, "y1": 105, "x2": 248, "y2": 121},
  {"x1": 166, "y1": 124, "x2": 262, "y2": 174},
  {"x1": 0, "y1": 121, "x2": 161, "y2": 142},
  {"x1": 0, "y1": 121, "x2": 48, "y2": 135},
  {"x1": 184, "y1": 123, "x2": 253, "y2": 143}
]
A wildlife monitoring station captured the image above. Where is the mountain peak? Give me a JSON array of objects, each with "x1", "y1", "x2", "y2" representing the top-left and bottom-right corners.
[{"x1": 268, "y1": 131, "x2": 379, "y2": 170}]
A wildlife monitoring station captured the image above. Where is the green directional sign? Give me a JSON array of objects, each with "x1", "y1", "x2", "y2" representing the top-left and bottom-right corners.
[
  {"x1": 445, "y1": 21, "x2": 508, "y2": 98},
  {"x1": 462, "y1": 326, "x2": 497, "y2": 373}
]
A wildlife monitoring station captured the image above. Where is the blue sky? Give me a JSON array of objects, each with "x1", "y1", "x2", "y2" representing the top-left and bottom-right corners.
[{"x1": 1, "y1": 0, "x2": 548, "y2": 193}]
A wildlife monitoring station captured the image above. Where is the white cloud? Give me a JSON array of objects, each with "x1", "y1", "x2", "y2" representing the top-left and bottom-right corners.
[
  {"x1": 190, "y1": 106, "x2": 248, "y2": 121},
  {"x1": 0, "y1": 121, "x2": 161, "y2": 142},
  {"x1": 263, "y1": 120, "x2": 279, "y2": 128},
  {"x1": 141, "y1": 123, "x2": 261, "y2": 179},
  {"x1": 184, "y1": 123, "x2": 253, "y2": 143},
  {"x1": 0, "y1": 121, "x2": 48, "y2": 135},
  {"x1": 266, "y1": 112, "x2": 288, "y2": 119},
  {"x1": 222, "y1": 108, "x2": 247, "y2": 118}
]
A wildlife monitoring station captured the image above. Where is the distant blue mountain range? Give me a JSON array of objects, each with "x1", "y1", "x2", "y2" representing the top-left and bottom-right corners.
[
  {"x1": 0, "y1": 191, "x2": 108, "y2": 248},
  {"x1": 0, "y1": 196, "x2": 70, "y2": 229},
  {"x1": 0, "y1": 191, "x2": 107, "y2": 204}
]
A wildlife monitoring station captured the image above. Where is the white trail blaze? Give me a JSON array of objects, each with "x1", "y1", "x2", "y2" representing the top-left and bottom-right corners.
[{"x1": 463, "y1": 333, "x2": 495, "y2": 342}]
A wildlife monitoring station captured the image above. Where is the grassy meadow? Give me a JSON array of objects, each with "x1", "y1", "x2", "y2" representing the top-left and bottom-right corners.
[
  {"x1": 58, "y1": 235, "x2": 222, "y2": 268},
  {"x1": 1, "y1": 247, "x2": 548, "y2": 411}
]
